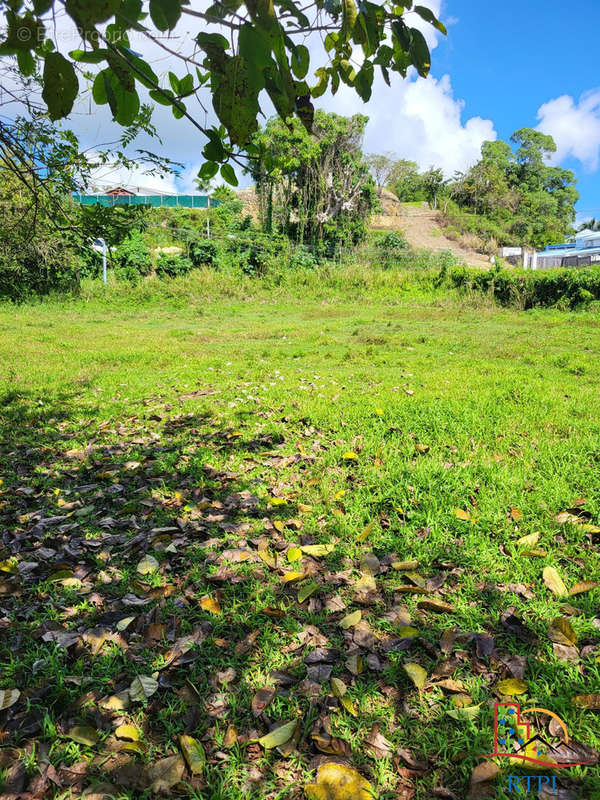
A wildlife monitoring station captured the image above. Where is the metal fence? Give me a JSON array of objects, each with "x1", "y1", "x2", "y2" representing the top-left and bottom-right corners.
[{"x1": 73, "y1": 194, "x2": 220, "y2": 208}]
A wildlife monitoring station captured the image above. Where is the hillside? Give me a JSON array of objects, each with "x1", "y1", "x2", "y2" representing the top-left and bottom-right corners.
[{"x1": 372, "y1": 191, "x2": 493, "y2": 268}]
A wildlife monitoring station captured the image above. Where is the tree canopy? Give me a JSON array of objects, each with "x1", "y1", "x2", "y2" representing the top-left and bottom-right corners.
[
  {"x1": 451, "y1": 128, "x2": 578, "y2": 247},
  {"x1": 250, "y1": 111, "x2": 375, "y2": 250},
  {"x1": 0, "y1": 0, "x2": 445, "y2": 184}
]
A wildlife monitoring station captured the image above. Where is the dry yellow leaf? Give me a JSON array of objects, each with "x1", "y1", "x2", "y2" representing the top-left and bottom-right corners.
[
  {"x1": 115, "y1": 724, "x2": 140, "y2": 741},
  {"x1": 391, "y1": 559, "x2": 419, "y2": 571},
  {"x1": 287, "y1": 547, "x2": 302, "y2": 563},
  {"x1": 300, "y1": 544, "x2": 335, "y2": 557},
  {"x1": 404, "y1": 662, "x2": 427, "y2": 690},
  {"x1": 548, "y1": 616, "x2": 577, "y2": 646},
  {"x1": 305, "y1": 763, "x2": 373, "y2": 800},
  {"x1": 281, "y1": 571, "x2": 306, "y2": 583},
  {"x1": 543, "y1": 566, "x2": 568, "y2": 597},
  {"x1": 356, "y1": 520, "x2": 377, "y2": 543},
  {"x1": 179, "y1": 734, "x2": 206, "y2": 774},
  {"x1": 516, "y1": 532, "x2": 539, "y2": 548},
  {"x1": 200, "y1": 595, "x2": 222, "y2": 614},
  {"x1": 496, "y1": 678, "x2": 528, "y2": 696},
  {"x1": 453, "y1": 508, "x2": 470, "y2": 521},
  {"x1": 572, "y1": 694, "x2": 600, "y2": 709},
  {"x1": 568, "y1": 580, "x2": 599, "y2": 596},
  {"x1": 339, "y1": 610, "x2": 361, "y2": 629},
  {"x1": 342, "y1": 451, "x2": 358, "y2": 461}
]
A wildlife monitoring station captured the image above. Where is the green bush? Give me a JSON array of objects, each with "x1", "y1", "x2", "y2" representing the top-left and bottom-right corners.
[
  {"x1": 113, "y1": 231, "x2": 153, "y2": 282},
  {"x1": 376, "y1": 231, "x2": 408, "y2": 251},
  {"x1": 289, "y1": 246, "x2": 318, "y2": 270},
  {"x1": 155, "y1": 254, "x2": 194, "y2": 278},
  {"x1": 447, "y1": 265, "x2": 600, "y2": 308},
  {"x1": 189, "y1": 239, "x2": 219, "y2": 268}
]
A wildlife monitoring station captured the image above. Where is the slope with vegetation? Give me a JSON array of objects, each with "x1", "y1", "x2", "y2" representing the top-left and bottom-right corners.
[{"x1": 368, "y1": 128, "x2": 579, "y2": 258}]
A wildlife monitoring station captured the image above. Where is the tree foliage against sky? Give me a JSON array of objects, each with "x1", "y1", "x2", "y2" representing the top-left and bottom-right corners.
[
  {"x1": 0, "y1": 0, "x2": 444, "y2": 184},
  {"x1": 250, "y1": 111, "x2": 375, "y2": 249},
  {"x1": 451, "y1": 128, "x2": 579, "y2": 248}
]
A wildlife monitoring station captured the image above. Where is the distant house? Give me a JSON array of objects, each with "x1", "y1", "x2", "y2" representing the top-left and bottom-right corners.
[
  {"x1": 531, "y1": 228, "x2": 600, "y2": 269},
  {"x1": 106, "y1": 186, "x2": 136, "y2": 197}
]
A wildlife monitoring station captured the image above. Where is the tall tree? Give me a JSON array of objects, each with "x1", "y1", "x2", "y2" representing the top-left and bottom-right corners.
[
  {"x1": 250, "y1": 111, "x2": 375, "y2": 249},
  {"x1": 365, "y1": 152, "x2": 398, "y2": 189},
  {"x1": 446, "y1": 128, "x2": 578, "y2": 248}
]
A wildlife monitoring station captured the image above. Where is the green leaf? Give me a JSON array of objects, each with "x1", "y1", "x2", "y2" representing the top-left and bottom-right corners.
[
  {"x1": 258, "y1": 720, "x2": 297, "y2": 749},
  {"x1": 291, "y1": 44, "x2": 310, "y2": 79},
  {"x1": 298, "y1": 580, "x2": 319, "y2": 603},
  {"x1": 199, "y1": 161, "x2": 219, "y2": 181},
  {"x1": 311, "y1": 67, "x2": 329, "y2": 99},
  {"x1": 179, "y1": 735, "x2": 206, "y2": 774},
  {"x1": 447, "y1": 704, "x2": 481, "y2": 721},
  {"x1": 168, "y1": 71, "x2": 180, "y2": 94},
  {"x1": 413, "y1": 5, "x2": 447, "y2": 35},
  {"x1": 409, "y1": 28, "x2": 431, "y2": 77},
  {"x1": 17, "y1": 49, "x2": 35, "y2": 77},
  {"x1": 196, "y1": 32, "x2": 230, "y2": 52},
  {"x1": 70, "y1": 48, "x2": 108, "y2": 64},
  {"x1": 42, "y1": 53, "x2": 79, "y2": 120},
  {"x1": 149, "y1": 0, "x2": 184, "y2": 31},
  {"x1": 179, "y1": 74, "x2": 194, "y2": 96},
  {"x1": 220, "y1": 163, "x2": 238, "y2": 187},
  {"x1": 149, "y1": 88, "x2": 174, "y2": 106},
  {"x1": 354, "y1": 62, "x2": 374, "y2": 102}
]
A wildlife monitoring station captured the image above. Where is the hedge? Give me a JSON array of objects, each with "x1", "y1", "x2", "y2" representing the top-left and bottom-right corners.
[{"x1": 447, "y1": 265, "x2": 600, "y2": 308}]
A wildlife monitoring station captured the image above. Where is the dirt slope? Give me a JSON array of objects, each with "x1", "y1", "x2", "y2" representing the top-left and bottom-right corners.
[{"x1": 372, "y1": 199, "x2": 492, "y2": 269}]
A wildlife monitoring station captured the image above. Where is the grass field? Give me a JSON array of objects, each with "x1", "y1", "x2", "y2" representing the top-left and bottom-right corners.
[{"x1": 0, "y1": 269, "x2": 599, "y2": 800}]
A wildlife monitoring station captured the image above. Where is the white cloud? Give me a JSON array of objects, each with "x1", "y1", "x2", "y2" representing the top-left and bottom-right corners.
[
  {"x1": 86, "y1": 160, "x2": 178, "y2": 194},
  {"x1": 537, "y1": 90, "x2": 600, "y2": 171},
  {"x1": 24, "y1": 0, "x2": 484, "y2": 186},
  {"x1": 323, "y1": 73, "x2": 496, "y2": 177}
]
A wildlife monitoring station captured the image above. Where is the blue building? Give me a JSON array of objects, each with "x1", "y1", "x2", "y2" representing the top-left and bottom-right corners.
[{"x1": 533, "y1": 228, "x2": 600, "y2": 269}]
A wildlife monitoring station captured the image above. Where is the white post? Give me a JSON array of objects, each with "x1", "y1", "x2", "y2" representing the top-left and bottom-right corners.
[
  {"x1": 523, "y1": 251, "x2": 528, "y2": 269},
  {"x1": 532, "y1": 252, "x2": 538, "y2": 271},
  {"x1": 97, "y1": 237, "x2": 107, "y2": 285},
  {"x1": 206, "y1": 215, "x2": 210, "y2": 239}
]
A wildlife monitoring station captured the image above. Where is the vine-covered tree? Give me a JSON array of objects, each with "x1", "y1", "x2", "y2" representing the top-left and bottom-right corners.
[
  {"x1": 0, "y1": 0, "x2": 445, "y2": 188},
  {"x1": 249, "y1": 111, "x2": 375, "y2": 251}
]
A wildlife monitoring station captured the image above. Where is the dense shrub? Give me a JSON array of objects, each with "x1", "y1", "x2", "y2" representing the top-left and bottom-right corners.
[
  {"x1": 376, "y1": 231, "x2": 408, "y2": 252},
  {"x1": 113, "y1": 231, "x2": 153, "y2": 282},
  {"x1": 447, "y1": 265, "x2": 600, "y2": 308},
  {"x1": 189, "y1": 239, "x2": 219, "y2": 268},
  {"x1": 155, "y1": 254, "x2": 194, "y2": 278}
]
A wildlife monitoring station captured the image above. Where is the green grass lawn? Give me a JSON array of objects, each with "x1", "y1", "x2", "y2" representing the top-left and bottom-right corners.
[{"x1": 0, "y1": 271, "x2": 599, "y2": 800}]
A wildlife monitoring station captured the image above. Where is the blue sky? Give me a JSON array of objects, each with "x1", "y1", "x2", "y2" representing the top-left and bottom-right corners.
[{"x1": 432, "y1": 0, "x2": 600, "y2": 220}]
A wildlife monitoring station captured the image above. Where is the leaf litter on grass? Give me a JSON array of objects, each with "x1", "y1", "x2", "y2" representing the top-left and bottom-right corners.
[{"x1": 0, "y1": 386, "x2": 599, "y2": 800}]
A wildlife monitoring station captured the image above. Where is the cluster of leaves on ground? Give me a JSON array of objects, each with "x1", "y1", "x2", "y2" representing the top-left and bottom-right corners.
[{"x1": 0, "y1": 379, "x2": 599, "y2": 800}]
